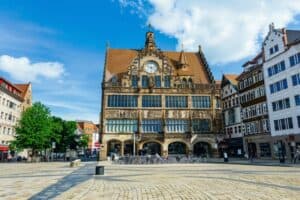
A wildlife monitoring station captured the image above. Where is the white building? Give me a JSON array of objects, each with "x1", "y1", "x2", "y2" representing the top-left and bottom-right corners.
[
  {"x1": 0, "y1": 78, "x2": 23, "y2": 161},
  {"x1": 221, "y1": 74, "x2": 244, "y2": 157},
  {"x1": 262, "y1": 23, "x2": 300, "y2": 157}
]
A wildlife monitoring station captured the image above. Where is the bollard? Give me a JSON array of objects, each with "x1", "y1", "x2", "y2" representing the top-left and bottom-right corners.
[{"x1": 95, "y1": 165, "x2": 104, "y2": 175}]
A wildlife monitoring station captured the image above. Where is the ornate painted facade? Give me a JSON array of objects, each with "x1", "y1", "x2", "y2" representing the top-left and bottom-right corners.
[{"x1": 100, "y1": 31, "x2": 222, "y2": 159}]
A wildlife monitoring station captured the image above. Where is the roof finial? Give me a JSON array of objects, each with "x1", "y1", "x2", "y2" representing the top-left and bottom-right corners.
[
  {"x1": 148, "y1": 23, "x2": 153, "y2": 32},
  {"x1": 181, "y1": 42, "x2": 184, "y2": 51},
  {"x1": 269, "y1": 22, "x2": 275, "y2": 32}
]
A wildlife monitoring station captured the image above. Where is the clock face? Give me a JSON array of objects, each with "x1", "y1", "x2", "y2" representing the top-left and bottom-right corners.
[{"x1": 145, "y1": 61, "x2": 158, "y2": 73}]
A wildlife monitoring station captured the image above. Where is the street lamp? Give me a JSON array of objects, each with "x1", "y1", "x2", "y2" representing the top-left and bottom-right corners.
[{"x1": 133, "y1": 131, "x2": 137, "y2": 156}]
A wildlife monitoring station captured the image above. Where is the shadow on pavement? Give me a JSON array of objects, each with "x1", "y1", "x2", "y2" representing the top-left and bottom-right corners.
[{"x1": 28, "y1": 163, "x2": 96, "y2": 200}]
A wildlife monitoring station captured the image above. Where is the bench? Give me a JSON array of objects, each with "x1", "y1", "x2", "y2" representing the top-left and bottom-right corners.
[{"x1": 70, "y1": 159, "x2": 81, "y2": 167}]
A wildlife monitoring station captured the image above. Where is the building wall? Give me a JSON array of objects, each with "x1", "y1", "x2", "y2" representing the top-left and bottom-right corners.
[
  {"x1": 263, "y1": 35, "x2": 300, "y2": 137},
  {"x1": 77, "y1": 121, "x2": 99, "y2": 151},
  {"x1": 221, "y1": 81, "x2": 243, "y2": 139},
  {"x1": 0, "y1": 90, "x2": 22, "y2": 146},
  {"x1": 100, "y1": 34, "x2": 222, "y2": 159}
]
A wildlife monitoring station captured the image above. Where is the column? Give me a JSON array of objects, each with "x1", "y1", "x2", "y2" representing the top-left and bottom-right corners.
[{"x1": 120, "y1": 142, "x2": 124, "y2": 156}]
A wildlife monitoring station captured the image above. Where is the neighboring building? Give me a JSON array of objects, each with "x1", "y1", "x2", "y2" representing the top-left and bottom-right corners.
[
  {"x1": 262, "y1": 23, "x2": 300, "y2": 159},
  {"x1": 15, "y1": 83, "x2": 32, "y2": 112},
  {"x1": 100, "y1": 30, "x2": 222, "y2": 159},
  {"x1": 76, "y1": 120, "x2": 100, "y2": 154},
  {"x1": 221, "y1": 74, "x2": 243, "y2": 157},
  {"x1": 0, "y1": 78, "x2": 23, "y2": 161},
  {"x1": 237, "y1": 52, "x2": 271, "y2": 158}
]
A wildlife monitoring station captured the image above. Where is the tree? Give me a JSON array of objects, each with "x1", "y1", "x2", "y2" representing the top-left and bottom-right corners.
[
  {"x1": 79, "y1": 134, "x2": 89, "y2": 149},
  {"x1": 12, "y1": 102, "x2": 53, "y2": 159},
  {"x1": 53, "y1": 119, "x2": 77, "y2": 154}
]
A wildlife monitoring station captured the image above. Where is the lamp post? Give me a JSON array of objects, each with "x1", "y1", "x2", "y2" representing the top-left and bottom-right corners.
[{"x1": 133, "y1": 131, "x2": 137, "y2": 156}]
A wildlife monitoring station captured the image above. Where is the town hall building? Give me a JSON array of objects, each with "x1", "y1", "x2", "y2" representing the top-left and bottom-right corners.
[{"x1": 100, "y1": 30, "x2": 222, "y2": 159}]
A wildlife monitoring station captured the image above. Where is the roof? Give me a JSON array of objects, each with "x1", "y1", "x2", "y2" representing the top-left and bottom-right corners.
[
  {"x1": 0, "y1": 77, "x2": 22, "y2": 93},
  {"x1": 221, "y1": 74, "x2": 239, "y2": 88},
  {"x1": 286, "y1": 30, "x2": 300, "y2": 45},
  {"x1": 14, "y1": 83, "x2": 30, "y2": 99},
  {"x1": 105, "y1": 48, "x2": 213, "y2": 84},
  {"x1": 242, "y1": 52, "x2": 263, "y2": 67},
  {"x1": 224, "y1": 74, "x2": 238, "y2": 86}
]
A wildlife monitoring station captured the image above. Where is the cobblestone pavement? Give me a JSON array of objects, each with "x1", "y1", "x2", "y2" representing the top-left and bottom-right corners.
[{"x1": 0, "y1": 162, "x2": 300, "y2": 200}]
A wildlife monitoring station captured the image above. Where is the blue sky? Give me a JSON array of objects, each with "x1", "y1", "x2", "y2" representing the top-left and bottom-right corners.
[{"x1": 0, "y1": 0, "x2": 300, "y2": 123}]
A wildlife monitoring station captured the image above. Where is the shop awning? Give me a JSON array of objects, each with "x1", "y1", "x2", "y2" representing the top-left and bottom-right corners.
[{"x1": 0, "y1": 145, "x2": 9, "y2": 151}]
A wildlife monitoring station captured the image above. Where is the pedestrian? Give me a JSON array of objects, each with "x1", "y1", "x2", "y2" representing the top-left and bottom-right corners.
[
  {"x1": 223, "y1": 151, "x2": 228, "y2": 162},
  {"x1": 294, "y1": 147, "x2": 300, "y2": 164}
]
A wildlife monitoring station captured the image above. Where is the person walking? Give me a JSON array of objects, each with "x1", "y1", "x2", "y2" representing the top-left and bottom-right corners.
[{"x1": 294, "y1": 147, "x2": 300, "y2": 164}]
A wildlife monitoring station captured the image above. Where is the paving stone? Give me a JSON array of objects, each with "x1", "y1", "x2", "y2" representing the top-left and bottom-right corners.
[{"x1": 0, "y1": 162, "x2": 300, "y2": 199}]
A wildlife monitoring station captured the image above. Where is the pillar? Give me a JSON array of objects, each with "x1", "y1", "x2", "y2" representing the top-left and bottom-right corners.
[{"x1": 120, "y1": 142, "x2": 124, "y2": 156}]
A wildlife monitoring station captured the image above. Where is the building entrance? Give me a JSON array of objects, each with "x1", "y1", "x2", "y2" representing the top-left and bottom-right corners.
[
  {"x1": 143, "y1": 142, "x2": 161, "y2": 155},
  {"x1": 193, "y1": 142, "x2": 211, "y2": 157}
]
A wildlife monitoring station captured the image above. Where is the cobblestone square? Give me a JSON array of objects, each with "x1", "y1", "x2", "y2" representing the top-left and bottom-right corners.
[{"x1": 0, "y1": 162, "x2": 300, "y2": 200}]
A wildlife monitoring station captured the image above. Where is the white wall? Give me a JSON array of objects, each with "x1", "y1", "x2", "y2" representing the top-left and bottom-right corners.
[{"x1": 263, "y1": 36, "x2": 300, "y2": 136}]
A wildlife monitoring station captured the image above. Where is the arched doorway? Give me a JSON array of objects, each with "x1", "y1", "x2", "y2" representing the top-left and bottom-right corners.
[
  {"x1": 168, "y1": 142, "x2": 187, "y2": 155},
  {"x1": 193, "y1": 142, "x2": 211, "y2": 157},
  {"x1": 107, "y1": 140, "x2": 121, "y2": 156},
  {"x1": 143, "y1": 142, "x2": 161, "y2": 155},
  {"x1": 124, "y1": 140, "x2": 134, "y2": 155}
]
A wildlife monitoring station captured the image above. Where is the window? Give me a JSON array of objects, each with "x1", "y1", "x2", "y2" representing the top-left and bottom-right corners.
[
  {"x1": 166, "y1": 96, "x2": 188, "y2": 108},
  {"x1": 269, "y1": 45, "x2": 279, "y2": 55},
  {"x1": 269, "y1": 79, "x2": 288, "y2": 94},
  {"x1": 142, "y1": 95, "x2": 161, "y2": 107},
  {"x1": 228, "y1": 109, "x2": 235, "y2": 125},
  {"x1": 259, "y1": 143, "x2": 271, "y2": 157},
  {"x1": 106, "y1": 119, "x2": 138, "y2": 133},
  {"x1": 154, "y1": 76, "x2": 161, "y2": 88},
  {"x1": 295, "y1": 95, "x2": 300, "y2": 106},
  {"x1": 192, "y1": 119, "x2": 210, "y2": 132},
  {"x1": 107, "y1": 95, "x2": 138, "y2": 107},
  {"x1": 267, "y1": 61, "x2": 285, "y2": 77},
  {"x1": 142, "y1": 75, "x2": 149, "y2": 88},
  {"x1": 164, "y1": 76, "x2": 171, "y2": 88},
  {"x1": 131, "y1": 75, "x2": 138, "y2": 88},
  {"x1": 298, "y1": 116, "x2": 300, "y2": 128},
  {"x1": 216, "y1": 98, "x2": 221, "y2": 109},
  {"x1": 274, "y1": 44, "x2": 279, "y2": 52},
  {"x1": 142, "y1": 119, "x2": 162, "y2": 133},
  {"x1": 291, "y1": 73, "x2": 300, "y2": 86},
  {"x1": 274, "y1": 117, "x2": 293, "y2": 131},
  {"x1": 272, "y1": 98, "x2": 290, "y2": 111},
  {"x1": 289, "y1": 52, "x2": 300, "y2": 67},
  {"x1": 192, "y1": 96, "x2": 210, "y2": 108},
  {"x1": 111, "y1": 76, "x2": 118, "y2": 86},
  {"x1": 166, "y1": 119, "x2": 189, "y2": 133},
  {"x1": 269, "y1": 47, "x2": 274, "y2": 55}
]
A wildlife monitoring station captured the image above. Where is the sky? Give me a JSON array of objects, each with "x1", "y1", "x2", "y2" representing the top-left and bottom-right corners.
[{"x1": 0, "y1": 0, "x2": 300, "y2": 123}]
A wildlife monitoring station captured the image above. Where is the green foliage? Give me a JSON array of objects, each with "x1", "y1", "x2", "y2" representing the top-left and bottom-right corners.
[
  {"x1": 79, "y1": 134, "x2": 89, "y2": 149},
  {"x1": 13, "y1": 102, "x2": 80, "y2": 156},
  {"x1": 54, "y1": 119, "x2": 77, "y2": 152},
  {"x1": 13, "y1": 102, "x2": 53, "y2": 153}
]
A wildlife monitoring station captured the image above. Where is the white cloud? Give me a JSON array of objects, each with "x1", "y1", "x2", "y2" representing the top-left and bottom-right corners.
[
  {"x1": 118, "y1": 0, "x2": 300, "y2": 63},
  {"x1": 0, "y1": 55, "x2": 65, "y2": 82}
]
